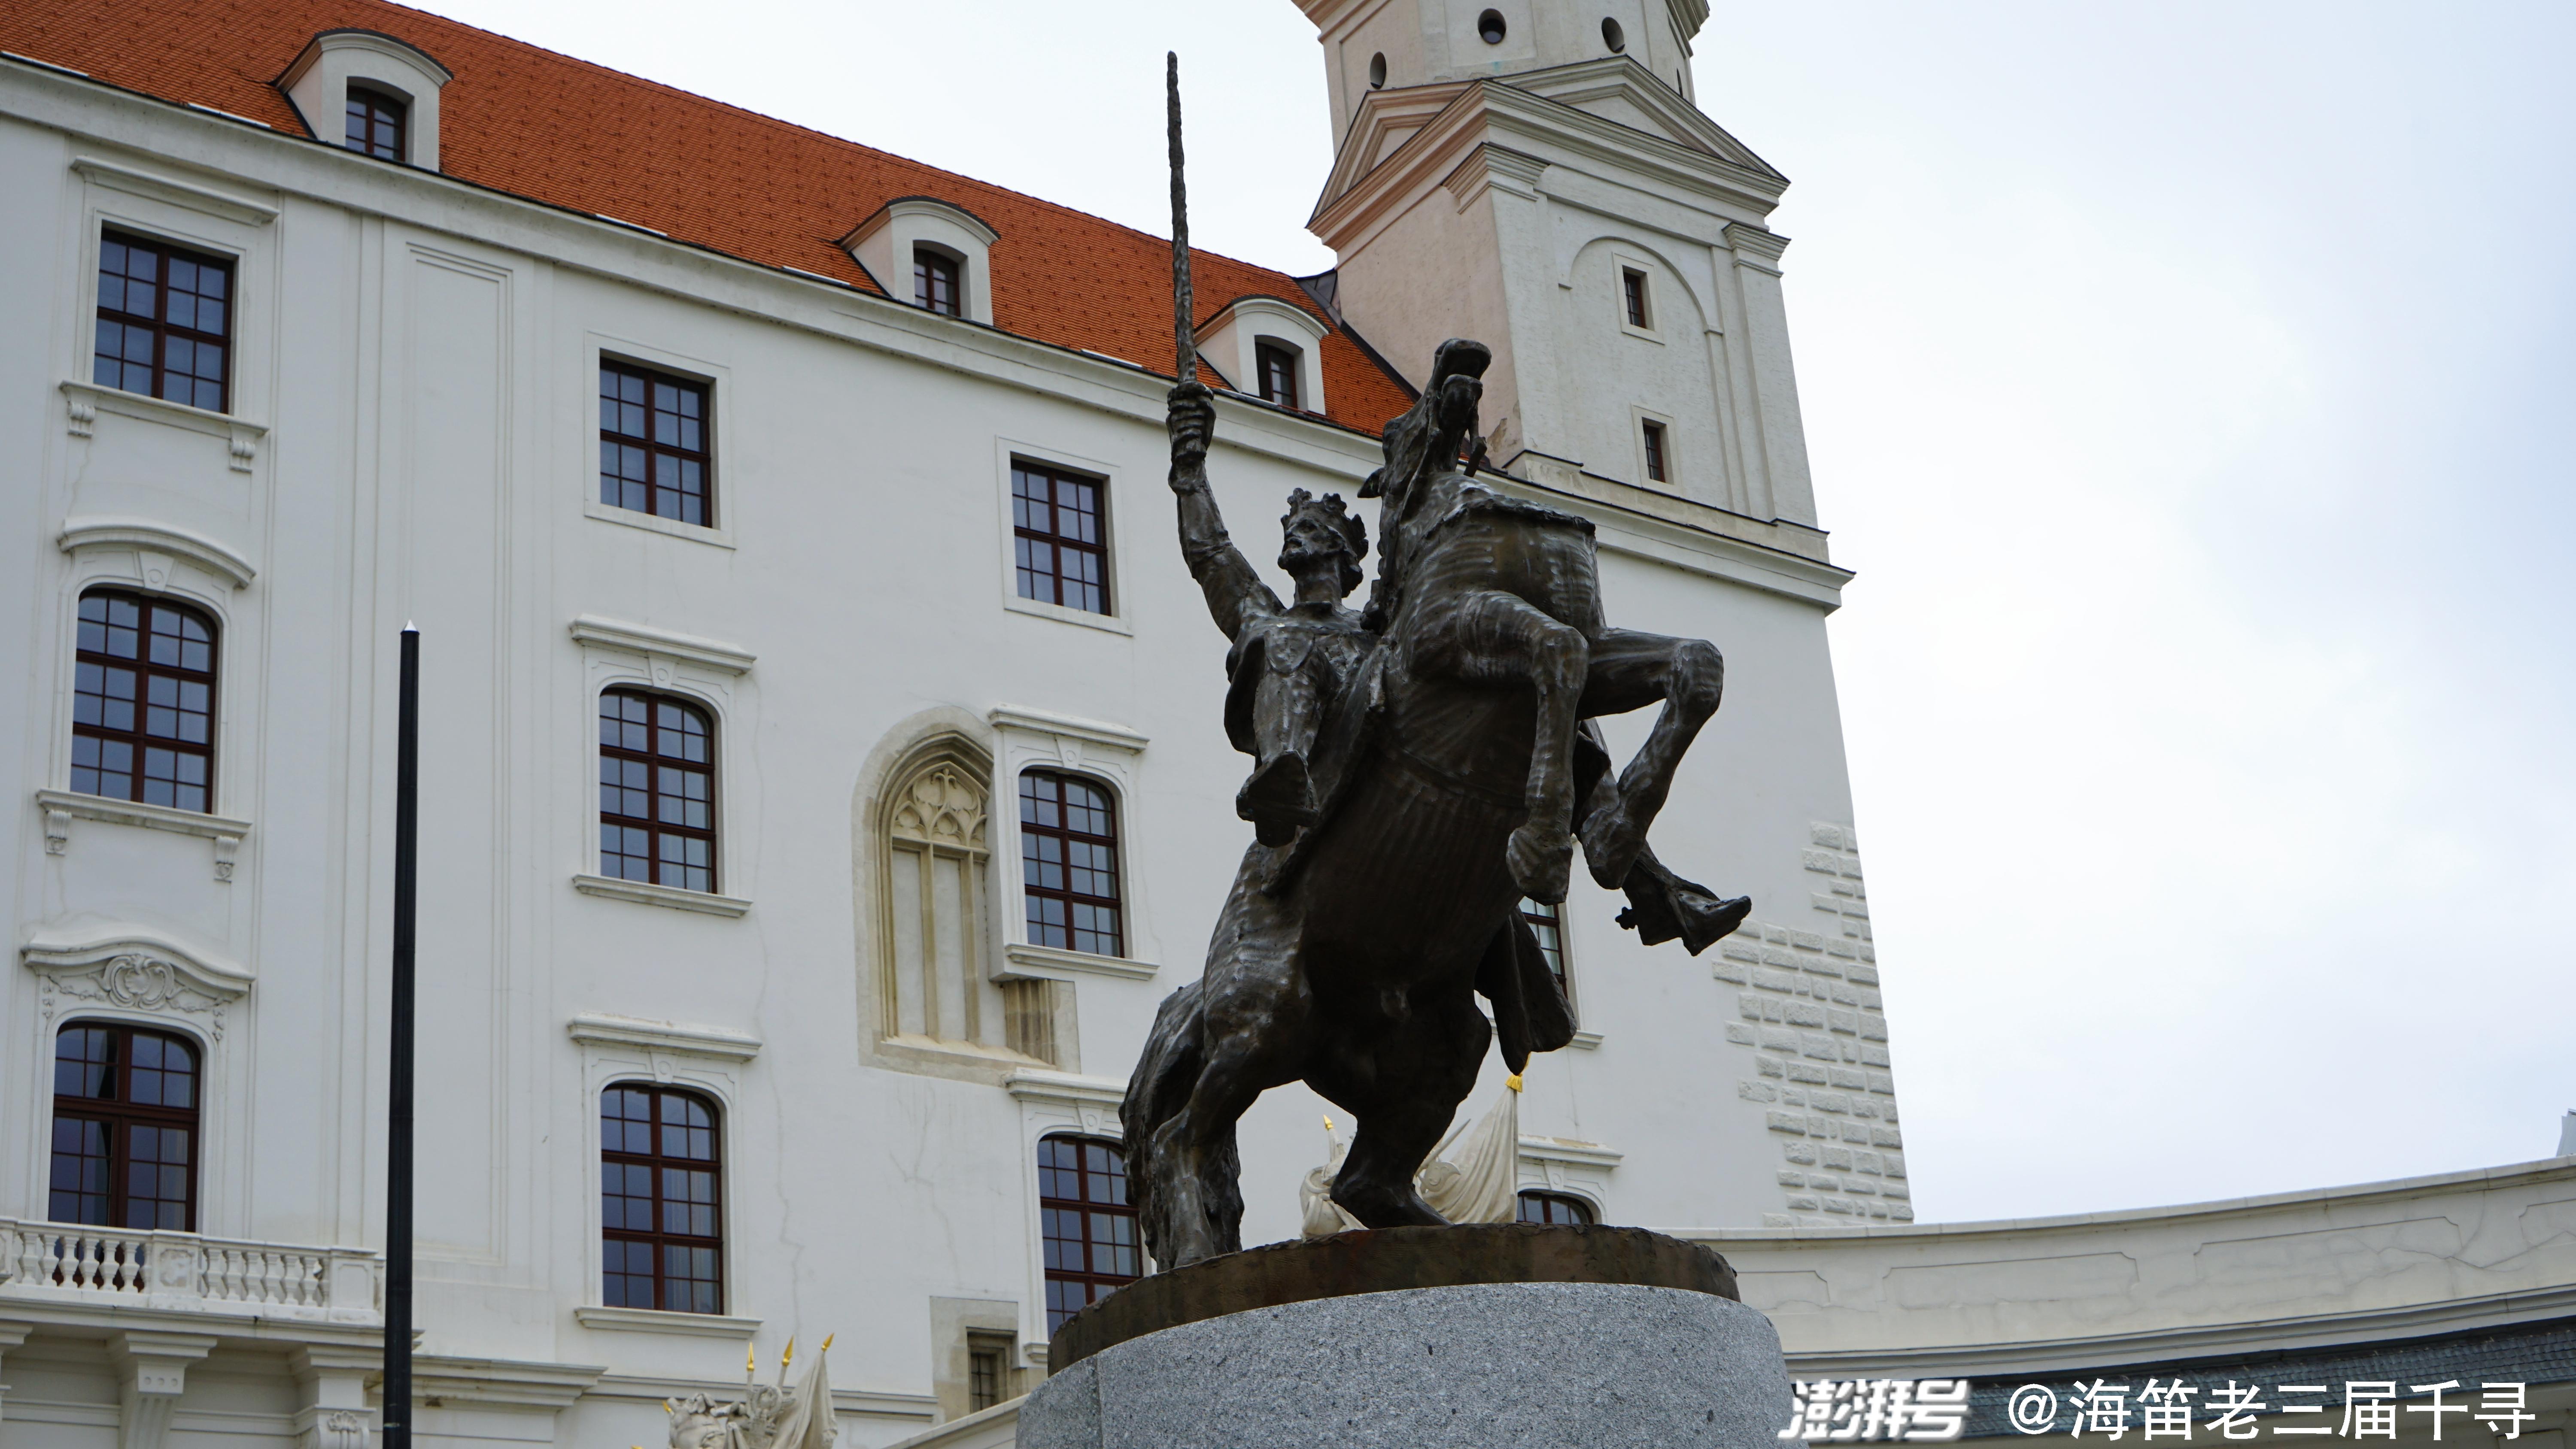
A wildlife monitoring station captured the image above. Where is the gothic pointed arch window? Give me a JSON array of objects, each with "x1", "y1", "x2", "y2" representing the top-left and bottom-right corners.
[{"x1": 878, "y1": 741, "x2": 1058, "y2": 1063}]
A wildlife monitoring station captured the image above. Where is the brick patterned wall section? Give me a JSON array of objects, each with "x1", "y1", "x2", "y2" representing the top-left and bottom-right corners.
[{"x1": 1717, "y1": 823, "x2": 1911, "y2": 1226}]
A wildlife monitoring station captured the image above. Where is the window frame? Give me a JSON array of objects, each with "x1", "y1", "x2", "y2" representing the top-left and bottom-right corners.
[
  {"x1": 1640, "y1": 416, "x2": 1672, "y2": 485},
  {"x1": 1037, "y1": 1134, "x2": 1142, "y2": 1334},
  {"x1": 1017, "y1": 768, "x2": 1125, "y2": 959},
  {"x1": 597, "y1": 687, "x2": 720, "y2": 895},
  {"x1": 344, "y1": 85, "x2": 408, "y2": 161},
  {"x1": 598, "y1": 1082, "x2": 726, "y2": 1315},
  {"x1": 1516, "y1": 1189, "x2": 1597, "y2": 1227},
  {"x1": 1518, "y1": 896, "x2": 1570, "y2": 999},
  {"x1": 914, "y1": 244, "x2": 964, "y2": 316},
  {"x1": 70, "y1": 587, "x2": 220, "y2": 814},
  {"x1": 598, "y1": 358, "x2": 717, "y2": 528},
  {"x1": 1254, "y1": 339, "x2": 1303, "y2": 409},
  {"x1": 93, "y1": 229, "x2": 236, "y2": 415},
  {"x1": 48, "y1": 1021, "x2": 204, "y2": 1231},
  {"x1": 1009, "y1": 457, "x2": 1113, "y2": 618},
  {"x1": 1621, "y1": 268, "x2": 1653, "y2": 330}
]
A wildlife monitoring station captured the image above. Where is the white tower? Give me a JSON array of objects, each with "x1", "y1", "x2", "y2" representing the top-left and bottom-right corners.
[{"x1": 1294, "y1": 0, "x2": 1819, "y2": 543}]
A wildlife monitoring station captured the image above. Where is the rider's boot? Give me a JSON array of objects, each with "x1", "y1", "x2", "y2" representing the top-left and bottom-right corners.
[
  {"x1": 1578, "y1": 790, "x2": 1652, "y2": 889},
  {"x1": 1236, "y1": 752, "x2": 1317, "y2": 847}
]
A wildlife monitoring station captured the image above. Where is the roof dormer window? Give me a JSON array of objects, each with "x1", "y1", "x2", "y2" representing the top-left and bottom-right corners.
[
  {"x1": 1195, "y1": 296, "x2": 1331, "y2": 416},
  {"x1": 914, "y1": 246, "x2": 963, "y2": 316},
  {"x1": 1255, "y1": 340, "x2": 1302, "y2": 409},
  {"x1": 345, "y1": 86, "x2": 406, "y2": 161},
  {"x1": 280, "y1": 30, "x2": 450, "y2": 171}
]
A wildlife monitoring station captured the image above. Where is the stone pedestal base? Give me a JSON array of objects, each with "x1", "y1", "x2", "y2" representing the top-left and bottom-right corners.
[{"x1": 1023, "y1": 1228, "x2": 1789, "y2": 1448}]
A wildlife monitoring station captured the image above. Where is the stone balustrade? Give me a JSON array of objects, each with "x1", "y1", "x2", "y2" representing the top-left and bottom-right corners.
[{"x1": 0, "y1": 1217, "x2": 381, "y2": 1323}]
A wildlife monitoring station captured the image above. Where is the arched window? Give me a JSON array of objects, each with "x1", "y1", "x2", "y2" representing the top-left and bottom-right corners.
[
  {"x1": 599, "y1": 689, "x2": 717, "y2": 893},
  {"x1": 345, "y1": 86, "x2": 407, "y2": 161},
  {"x1": 914, "y1": 246, "x2": 962, "y2": 316},
  {"x1": 1038, "y1": 1136, "x2": 1139, "y2": 1333},
  {"x1": 1255, "y1": 339, "x2": 1301, "y2": 409},
  {"x1": 1019, "y1": 770, "x2": 1121, "y2": 957},
  {"x1": 601, "y1": 1085, "x2": 723, "y2": 1313},
  {"x1": 50, "y1": 1024, "x2": 200, "y2": 1229},
  {"x1": 1516, "y1": 1190, "x2": 1595, "y2": 1227},
  {"x1": 73, "y1": 589, "x2": 218, "y2": 812}
]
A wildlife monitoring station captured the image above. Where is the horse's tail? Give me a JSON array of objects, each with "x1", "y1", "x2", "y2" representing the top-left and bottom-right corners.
[{"x1": 1121, "y1": 978, "x2": 1237, "y2": 1271}]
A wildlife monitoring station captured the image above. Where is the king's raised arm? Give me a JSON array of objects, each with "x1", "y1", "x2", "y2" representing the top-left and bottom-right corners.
[{"x1": 1167, "y1": 382, "x2": 1284, "y2": 643}]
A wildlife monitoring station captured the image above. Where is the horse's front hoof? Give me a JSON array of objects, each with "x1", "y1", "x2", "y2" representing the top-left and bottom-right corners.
[
  {"x1": 1507, "y1": 823, "x2": 1573, "y2": 903},
  {"x1": 1579, "y1": 797, "x2": 1648, "y2": 889}
]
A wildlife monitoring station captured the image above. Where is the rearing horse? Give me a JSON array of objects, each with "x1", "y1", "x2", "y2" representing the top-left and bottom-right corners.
[{"x1": 1123, "y1": 339, "x2": 1750, "y2": 1270}]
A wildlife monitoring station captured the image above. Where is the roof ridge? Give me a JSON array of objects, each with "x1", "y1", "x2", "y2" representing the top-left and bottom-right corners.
[{"x1": 348, "y1": 0, "x2": 1321, "y2": 295}]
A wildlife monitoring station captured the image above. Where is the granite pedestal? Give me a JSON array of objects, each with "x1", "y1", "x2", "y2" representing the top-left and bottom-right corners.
[{"x1": 1022, "y1": 1225, "x2": 1792, "y2": 1449}]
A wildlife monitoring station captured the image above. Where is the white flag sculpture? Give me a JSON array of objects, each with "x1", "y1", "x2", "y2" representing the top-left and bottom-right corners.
[{"x1": 1300, "y1": 1074, "x2": 1522, "y2": 1236}]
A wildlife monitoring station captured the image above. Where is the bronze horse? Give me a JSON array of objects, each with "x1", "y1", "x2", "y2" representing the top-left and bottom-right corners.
[{"x1": 1124, "y1": 340, "x2": 1751, "y2": 1270}]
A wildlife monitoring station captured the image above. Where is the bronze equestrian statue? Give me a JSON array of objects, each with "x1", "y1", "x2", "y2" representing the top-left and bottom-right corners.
[
  {"x1": 1124, "y1": 344, "x2": 1752, "y2": 1270},
  {"x1": 1124, "y1": 59, "x2": 1747, "y2": 1270}
]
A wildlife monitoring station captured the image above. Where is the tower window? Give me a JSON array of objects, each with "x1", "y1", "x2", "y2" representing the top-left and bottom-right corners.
[
  {"x1": 345, "y1": 86, "x2": 407, "y2": 161},
  {"x1": 600, "y1": 1085, "x2": 723, "y2": 1313},
  {"x1": 94, "y1": 231, "x2": 233, "y2": 413},
  {"x1": 50, "y1": 1024, "x2": 199, "y2": 1230},
  {"x1": 598, "y1": 689, "x2": 718, "y2": 893},
  {"x1": 914, "y1": 246, "x2": 963, "y2": 316},
  {"x1": 1641, "y1": 419, "x2": 1669, "y2": 483},
  {"x1": 1478, "y1": 9, "x2": 1508, "y2": 44},
  {"x1": 1519, "y1": 897, "x2": 1567, "y2": 990},
  {"x1": 1368, "y1": 52, "x2": 1387, "y2": 88},
  {"x1": 599, "y1": 361, "x2": 714, "y2": 526},
  {"x1": 73, "y1": 589, "x2": 218, "y2": 812},
  {"x1": 1621, "y1": 268, "x2": 1651, "y2": 329},
  {"x1": 1517, "y1": 1190, "x2": 1595, "y2": 1226},
  {"x1": 1039, "y1": 1136, "x2": 1141, "y2": 1333},
  {"x1": 1020, "y1": 770, "x2": 1123, "y2": 958},
  {"x1": 966, "y1": 1333, "x2": 1011, "y2": 1411},
  {"x1": 1255, "y1": 340, "x2": 1302, "y2": 409},
  {"x1": 1602, "y1": 17, "x2": 1627, "y2": 52},
  {"x1": 1012, "y1": 460, "x2": 1111, "y2": 614}
]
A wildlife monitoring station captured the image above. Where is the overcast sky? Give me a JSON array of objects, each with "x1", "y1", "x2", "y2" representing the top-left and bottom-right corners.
[{"x1": 408, "y1": 0, "x2": 2576, "y2": 1223}]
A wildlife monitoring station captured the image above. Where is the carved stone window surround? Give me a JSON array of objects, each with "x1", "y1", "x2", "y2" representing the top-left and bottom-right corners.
[
  {"x1": 571, "y1": 615, "x2": 753, "y2": 908},
  {"x1": 993, "y1": 437, "x2": 1132, "y2": 634},
  {"x1": 37, "y1": 789, "x2": 251, "y2": 882},
  {"x1": 573, "y1": 1304, "x2": 760, "y2": 1339},
  {"x1": 567, "y1": 1013, "x2": 754, "y2": 1322},
  {"x1": 1004, "y1": 1067, "x2": 1137, "y2": 1347},
  {"x1": 60, "y1": 517, "x2": 258, "y2": 590},
  {"x1": 1516, "y1": 1133, "x2": 1621, "y2": 1217},
  {"x1": 986, "y1": 706, "x2": 1157, "y2": 977}
]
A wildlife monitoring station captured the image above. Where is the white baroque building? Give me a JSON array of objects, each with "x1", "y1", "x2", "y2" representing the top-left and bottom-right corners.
[{"x1": 8, "y1": 2, "x2": 2568, "y2": 1449}]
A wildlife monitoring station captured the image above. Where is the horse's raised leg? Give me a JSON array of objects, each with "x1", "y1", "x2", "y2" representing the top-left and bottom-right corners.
[
  {"x1": 1446, "y1": 591, "x2": 1590, "y2": 902},
  {"x1": 1575, "y1": 628, "x2": 1725, "y2": 888}
]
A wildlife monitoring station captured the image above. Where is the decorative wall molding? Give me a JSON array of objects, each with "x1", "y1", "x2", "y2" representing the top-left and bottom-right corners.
[
  {"x1": 71, "y1": 156, "x2": 278, "y2": 225},
  {"x1": 1001, "y1": 1068, "x2": 1128, "y2": 1110},
  {"x1": 1004, "y1": 1068, "x2": 1127, "y2": 1149},
  {"x1": 985, "y1": 705, "x2": 1148, "y2": 757},
  {"x1": 26, "y1": 928, "x2": 251, "y2": 1042},
  {"x1": 36, "y1": 788, "x2": 250, "y2": 880},
  {"x1": 572, "y1": 1305, "x2": 760, "y2": 1340},
  {"x1": 1518, "y1": 1134, "x2": 1623, "y2": 1170},
  {"x1": 565, "y1": 1013, "x2": 761, "y2": 1064},
  {"x1": 59, "y1": 516, "x2": 258, "y2": 589},
  {"x1": 1000, "y1": 941, "x2": 1158, "y2": 983},
  {"x1": 406, "y1": 1355, "x2": 605, "y2": 1411},
  {"x1": 60, "y1": 380, "x2": 266, "y2": 472},
  {"x1": 570, "y1": 873, "x2": 752, "y2": 918},
  {"x1": 568, "y1": 615, "x2": 755, "y2": 676}
]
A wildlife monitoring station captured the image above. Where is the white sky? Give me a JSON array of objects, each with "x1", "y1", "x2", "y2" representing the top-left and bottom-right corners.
[{"x1": 407, "y1": 0, "x2": 2576, "y2": 1223}]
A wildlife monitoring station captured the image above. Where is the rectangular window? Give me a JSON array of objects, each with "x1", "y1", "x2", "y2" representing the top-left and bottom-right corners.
[
  {"x1": 1622, "y1": 268, "x2": 1651, "y2": 329},
  {"x1": 914, "y1": 247, "x2": 962, "y2": 316},
  {"x1": 1255, "y1": 340, "x2": 1301, "y2": 409},
  {"x1": 599, "y1": 361, "x2": 714, "y2": 526},
  {"x1": 600, "y1": 1085, "x2": 723, "y2": 1313},
  {"x1": 966, "y1": 1333, "x2": 1012, "y2": 1412},
  {"x1": 346, "y1": 86, "x2": 407, "y2": 161},
  {"x1": 94, "y1": 232, "x2": 233, "y2": 413},
  {"x1": 1038, "y1": 1136, "x2": 1140, "y2": 1334},
  {"x1": 73, "y1": 590, "x2": 218, "y2": 812},
  {"x1": 1641, "y1": 418, "x2": 1669, "y2": 484},
  {"x1": 1012, "y1": 460, "x2": 1110, "y2": 615},
  {"x1": 1519, "y1": 897, "x2": 1567, "y2": 990}
]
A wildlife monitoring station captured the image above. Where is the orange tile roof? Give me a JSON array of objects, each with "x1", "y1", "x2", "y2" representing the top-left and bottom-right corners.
[{"x1": 0, "y1": 0, "x2": 1417, "y2": 431}]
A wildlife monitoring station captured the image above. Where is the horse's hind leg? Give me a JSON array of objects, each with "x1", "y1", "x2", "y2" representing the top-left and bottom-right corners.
[
  {"x1": 1326, "y1": 988, "x2": 1491, "y2": 1228},
  {"x1": 1576, "y1": 627, "x2": 1725, "y2": 888},
  {"x1": 1433, "y1": 590, "x2": 1590, "y2": 902}
]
